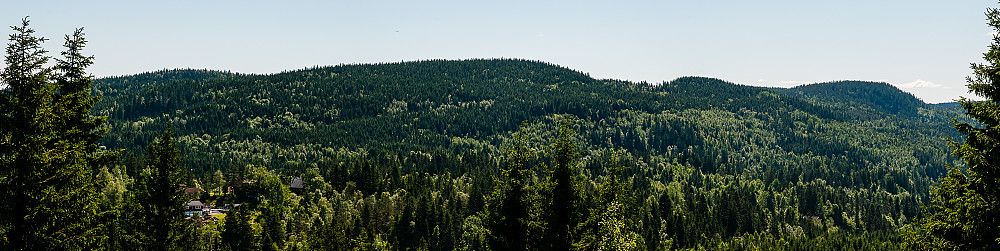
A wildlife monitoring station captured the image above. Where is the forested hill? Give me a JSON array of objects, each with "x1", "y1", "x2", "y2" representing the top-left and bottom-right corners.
[
  {"x1": 92, "y1": 58, "x2": 965, "y2": 249},
  {"x1": 776, "y1": 81, "x2": 926, "y2": 118}
]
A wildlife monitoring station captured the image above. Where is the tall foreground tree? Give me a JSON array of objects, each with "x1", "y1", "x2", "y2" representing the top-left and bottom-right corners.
[
  {"x1": 482, "y1": 125, "x2": 534, "y2": 251},
  {"x1": 54, "y1": 26, "x2": 115, "y2": 164},
  {"x1": 908, "y1": 3, "x2": 1000, "y2": 249},
  {"x1": 1, "y1": 18, "x2": 116, "y2": 250},
  {"x1": 545, "y1": 118, "x2": 582, "y2": 251},
  {"x1": 126, "y1": 128, "x2": 192, "y2": 251}
]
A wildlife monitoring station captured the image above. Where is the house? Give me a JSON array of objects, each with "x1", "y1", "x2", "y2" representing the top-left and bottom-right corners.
[
  {"x1": 185, "y1": 200, "x2": 206, "y2": 218},
  {"x1": 184, "y1": 187, "x2": 206, "y2": 199},
  {"x1": 184, "y1": 187, "x2": 206, "y2": 194},
  {"x1": 290, "y1": 177, "x2": 304, "y2": 189}
]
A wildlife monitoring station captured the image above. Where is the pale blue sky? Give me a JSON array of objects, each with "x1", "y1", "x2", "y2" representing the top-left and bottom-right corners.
[{"x1": 3, "y1": 1, "x2": 994, "y2": 103}]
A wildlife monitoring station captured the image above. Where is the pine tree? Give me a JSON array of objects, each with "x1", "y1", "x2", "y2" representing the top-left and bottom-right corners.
[
  {"x1": 129, "y1": 128, "x2": 192, "y2": 251},
  {"x1": 53, "y1": 27, "x2": 115, "y2": 163},
  {"x1": 482, "y1": 125, "x2": 533, "y2": 250},
  {"x1": 1, "y1": 17, "x2": 114, "y2": 250},
  {"x1": 222, "y1": 204, "x2": 260, "y2": 251},
  {"x1": 907, "y1": 3, "x2": 1000, "y2": 249},
  {"x1": 546, "y1": 118, "x2": 582, "y2": 251}
]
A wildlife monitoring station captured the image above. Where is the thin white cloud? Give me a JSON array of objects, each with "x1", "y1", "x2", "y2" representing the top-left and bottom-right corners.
[{"x1": 895, "y1": 79, "x2": 945, "y2": 88}]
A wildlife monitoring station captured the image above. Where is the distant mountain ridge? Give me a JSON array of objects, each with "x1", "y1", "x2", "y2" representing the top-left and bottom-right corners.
[{"x1": 97, "y1": 66, "x2": 933, "y2": 119}]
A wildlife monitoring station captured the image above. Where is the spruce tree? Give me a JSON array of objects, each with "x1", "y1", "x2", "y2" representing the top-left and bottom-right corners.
[
  {"x1": 546, "y1": 118, "x2": 582, "y2": 251},
  {"x1": 482, "y1": 125, "x2": 533, "y2": 250},
  {"x1": 221, "y1": 204, "x2": 260, "y2": 251},
  {"x1": 1, "y1": 17, "x2": 113, "y2": 250},
  {"x1": 129, "y1": 128, "x2": 191, "y2": 251},
  {"x1": 53, "y1": 27, "x2": 117, "y2": 166},
  {"x1": 908, "y1": 3, "x2": 1000, "y2": 249}
]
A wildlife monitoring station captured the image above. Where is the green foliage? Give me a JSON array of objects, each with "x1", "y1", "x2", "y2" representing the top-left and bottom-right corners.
[
  {"x1": 306, "y1": 218, "x2": 349, "y2": 250},
  {"x1": 544, "y1": 118, "x2": 584, "y2": 250},
  {"x1": 704, "y1": 230, "x2": 903, "y2": 251},
  {"x1": 97, "y1": 164, "x2": 133, "y2": 250},
  {"x1": 482, "y1": 125, "x2": 534, "y2": 251},
  {"x1": 124, "y1": 128, "x2": 193, "y2": 251},
  {"x1": 257, "y1": 172, "x2": 291, "y2": 251},
  {"x1": 576, "y1": 150, "x2": 644, "y2": 251},
  {"x1": 780, "y1": 80, "x2": 925, "y2": 118},
  {"x1": 222, "y1": 203, "x2": 260, "y2": 251},
  {"x1": 2, "y1": 16, "x2": 972, "y2": 249},
  {"x1": 216, "y1": 165, "x2": 295, "y2": 250},
  {"x1": 908, "y1": 3, "x2": 1000, "y2": 249},
  {"x1": 1, "y1": 17, "x2": 116, "y2": 250},
  {"x1": 78, "y1": 57, "x2": 967, "y2": 250}
]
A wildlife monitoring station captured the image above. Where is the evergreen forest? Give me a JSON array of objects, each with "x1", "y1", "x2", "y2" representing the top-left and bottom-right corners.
[{"x1": 3, "y1": 10, "x2": 1000, "y2": 250}]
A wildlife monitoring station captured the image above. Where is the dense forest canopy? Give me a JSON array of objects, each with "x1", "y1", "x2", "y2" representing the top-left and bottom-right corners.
[
  {"x1": 81, "y1": 58, "x2": 967, "y2": 250},
  {"x1": 2, "y1": 12, "x2": 989, "y2": 250}
]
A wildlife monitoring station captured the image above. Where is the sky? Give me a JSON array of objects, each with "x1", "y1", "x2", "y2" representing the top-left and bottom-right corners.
[{"x1": 2, "y1": 1, "x2": 995, "y2": 103}]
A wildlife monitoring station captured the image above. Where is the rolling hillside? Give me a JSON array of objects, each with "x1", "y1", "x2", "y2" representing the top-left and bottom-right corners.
[{"x1": 91, "y1": 58, "x2": 966, "y2": 249}]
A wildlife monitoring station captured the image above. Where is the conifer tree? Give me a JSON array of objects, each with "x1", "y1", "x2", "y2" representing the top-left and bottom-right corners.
[
  {"x1": 546, "y1": 118, "x2": 582, "y2": 251},
  {"x1": 129, "y1": 128, "x2": 192, "y2": 251},
  {"x1": 482, "y1": 125, "x2": 533, "y2": 250},
  {"x1": 1, "y1": 17, "x2": 113, "y2": 250},
  {"x1": 908, "y1": 3, "x2": 1000, "y2": 249},
  {"x1": 222, "y1": 204, "x2": 260, "y2": 251}
]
